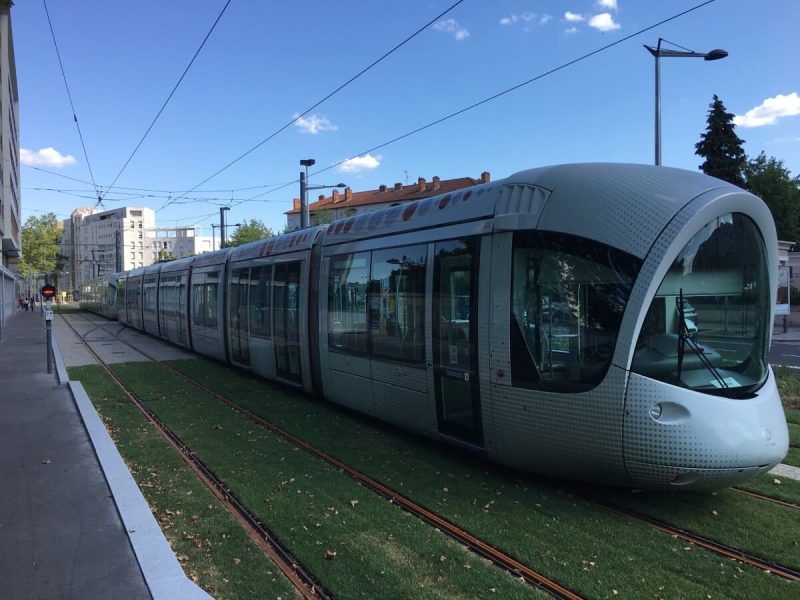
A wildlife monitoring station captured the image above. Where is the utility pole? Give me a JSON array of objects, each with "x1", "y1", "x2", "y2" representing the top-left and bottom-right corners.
[{"x1": 220, "y1": 207, "x2": 230, "y2": 248}]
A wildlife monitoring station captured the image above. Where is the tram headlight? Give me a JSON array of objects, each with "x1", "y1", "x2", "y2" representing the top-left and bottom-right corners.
[{"x1": 649, "y1": 404, "x2": 662, "y2": 420}]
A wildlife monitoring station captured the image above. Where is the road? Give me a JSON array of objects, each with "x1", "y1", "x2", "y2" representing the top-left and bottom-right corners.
[{"x1": 770, "y1": 341, "x2": 800, "y2": 368}]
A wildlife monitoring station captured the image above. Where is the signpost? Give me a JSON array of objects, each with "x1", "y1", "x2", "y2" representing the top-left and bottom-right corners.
[{"x1": 41, "y1": 285, "x2": 56, "y2": 374}]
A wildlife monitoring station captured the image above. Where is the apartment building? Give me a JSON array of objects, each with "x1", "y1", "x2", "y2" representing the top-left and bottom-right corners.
[
  {"x1": 61, "y1": 207, "x2": 215, "y2": 293},
  {"x1": 0, "y1": 2, "x2": 20, "y2": 271}
]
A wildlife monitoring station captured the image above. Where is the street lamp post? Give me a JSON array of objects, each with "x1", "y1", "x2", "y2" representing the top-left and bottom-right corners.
[
  {"x1": 219, "y1": 207, "x2": 231, "y2": 248},
  {"x1": 644, "y1": 38, "x2": 727, "y2": 166},
  {"x1": 299, "y1": 158, "x2": 346, "y2": 229},
  {"x1": 211, "y1": 222, "x2": 241, "y2": 250}
]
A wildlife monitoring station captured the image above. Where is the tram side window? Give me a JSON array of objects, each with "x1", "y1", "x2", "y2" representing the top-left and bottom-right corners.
[
  {"x1": 205, "y1": 274, "x2": 219, "y2": 328},
  {"x1": 510, "y1": 231, "x2": 640, "y2": 392},
  {"x1": 249, "y1": 266, "x2": 271, "y2": 338},
  {"x1": 144, "y1": 278, "x2": 157, "y2": 311},
  {"x1": 369, "y1": 245, "x2": 427, "y2": 363},
  {"x1": 229, "y1": 268, "x2": 249, "y2": 335},
  {"x1": 191, "y1": 275, "x2": 219, "y2": 329},
  {"x1": 192, "y1": 281, "x2": 205, "y2": 326},
  {"x1": 328, "y1": 252, "x2": 370, "y2": 354},
  {"x1": 117, "y1": 280, "x2": 126, "y2": 308}
]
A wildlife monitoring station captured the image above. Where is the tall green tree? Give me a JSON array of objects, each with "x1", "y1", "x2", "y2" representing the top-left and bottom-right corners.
[
  {"x1": 19, "y1": 213, "x2": 63, "y2": 280},
  {"x1": 226, "y1": 219, "x2": 274, "y2": 247},
  {"x1": 743, "y1": 152, "x2": 800, "y2": 241},
  {"x1": 695, "y1": 95, "x2": 747, "y2": 187}
]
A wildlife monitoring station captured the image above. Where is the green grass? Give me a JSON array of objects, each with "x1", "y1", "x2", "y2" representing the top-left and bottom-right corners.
[
  {"x1": 785, "y1": 447, "x2": 800, "y2": 468},
  {"x1": 738, "y1": 472, "x2": 800, "y2": 505},
  {"x1": 775, "y1": 365, "x2": 800, "y2": 413},
  {"x1": 789, "y1": 423, "x2": 800, "y2": 447},
  {"x1": 51, "y1": 303, "x2": 84, "y2": 314},
  {"x1": 163, "y1": 358, "x2": 794, "y2": 599},
  {"x1": 69, "y1": 365, "x2": 302, "y2": 600},
  {"x1": 105, "y1": 361, "x2": 539, "y2": 600}
]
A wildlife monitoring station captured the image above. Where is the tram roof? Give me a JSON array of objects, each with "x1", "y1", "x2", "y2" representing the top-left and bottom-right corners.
[{"x1": 321, "y1": 163, "x2": 745, "y2": 258}]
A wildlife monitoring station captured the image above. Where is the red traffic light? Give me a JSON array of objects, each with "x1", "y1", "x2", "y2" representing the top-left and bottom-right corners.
[{"x1": 41, "y1": 285, "x2": 57, "y2": 299}]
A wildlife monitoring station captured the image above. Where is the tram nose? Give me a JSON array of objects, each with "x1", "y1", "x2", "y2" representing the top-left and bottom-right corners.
[{"x1": 624, "y1": 371, "x2": 789, "y2": 490}]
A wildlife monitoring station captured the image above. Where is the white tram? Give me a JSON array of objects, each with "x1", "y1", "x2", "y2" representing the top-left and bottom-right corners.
[{"x1": 82, "y1": 163, "x2": 789, "y2": 490}]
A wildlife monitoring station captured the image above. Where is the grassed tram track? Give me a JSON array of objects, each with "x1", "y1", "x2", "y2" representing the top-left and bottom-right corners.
[
  {"x1": 69, "y1": 317, "x2": 580, "y2": 600},
  {"x1": 70, "y1": 312, "x2": 800, "y2": 597},
  {"x1": 149, "y1": 354, "x2": 800, "y2": 583},
  {"x1": 63, "y1": 315, "x2": 326, "y2": 600}
]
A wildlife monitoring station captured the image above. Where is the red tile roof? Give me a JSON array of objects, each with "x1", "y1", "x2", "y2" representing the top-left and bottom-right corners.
[{"x1": 285, "y1": 173, "x2": 489, "y2": 215}]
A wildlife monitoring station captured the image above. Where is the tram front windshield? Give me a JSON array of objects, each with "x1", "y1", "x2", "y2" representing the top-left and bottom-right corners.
[{"x1": 632, "y1": 213, "x2": 770, "y2": 396}]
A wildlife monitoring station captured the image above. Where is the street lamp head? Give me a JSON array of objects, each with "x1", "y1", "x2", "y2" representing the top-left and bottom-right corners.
[
  {"x1": 222, "y1": 206, "x2": 230, "y2": 212},
  {"x1": 300, "y1": 159, "x2": 316, "y2": 168},
  {"x1": 704, "y1": 49, "x2": 728, "y2": 61},
  {"x1": 336, "y1": 183, "x2": 346, "y2": 188}
]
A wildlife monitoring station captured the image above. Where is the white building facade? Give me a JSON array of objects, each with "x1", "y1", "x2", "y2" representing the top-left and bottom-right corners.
[
  {"x1": 0, "y1": 2, "x2": 20, "y2": 273},
  {"x1": 61, "y1": 206, "x2": 216, "y2": 293}
]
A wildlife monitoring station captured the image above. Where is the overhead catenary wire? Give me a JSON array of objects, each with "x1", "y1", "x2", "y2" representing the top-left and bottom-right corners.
[
  {"x1": 160, "y1": 0, "x2": 468, "y2": 211},
  {"x1": 24, "y1": 165, "x2": 281, "y2": 195},
  {"x1": 34, "y1": 0, "x2": 719, "y2": 216},
  {"x1": 220, "y1": 0, "x2": 720, "y2": 209},
  {"x1": 102, "y1": 0, "x2": 234, "y2": 198},
  {"x1": 309, "y1": 0, "x2": 721, "y2": 180},
  {"x1": 42, "y1": 0, "x2": 101, "y2": 203}
]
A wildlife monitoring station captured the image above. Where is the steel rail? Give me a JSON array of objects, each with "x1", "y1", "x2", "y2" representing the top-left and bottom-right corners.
[
  {"x1": 586, "y1": 495, "x2": 800, "y2": 582},
  {"x1": 63, "y1": 315, "x2": 328, "y2": 600},
  {"x1": 732, "y1": 487, "x2": 800, "y2": 510}
]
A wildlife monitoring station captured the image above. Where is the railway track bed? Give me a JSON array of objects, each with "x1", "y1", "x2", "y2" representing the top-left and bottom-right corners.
[{"x1": 64, "y1": 313, "x2": 800, "y2": 599}]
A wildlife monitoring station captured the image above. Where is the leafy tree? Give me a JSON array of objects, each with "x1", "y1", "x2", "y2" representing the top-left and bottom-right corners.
[
  {"x1": 743, "y1": 152, "x2": 800, "y2": 241},
  {"x1": 695, "y1": 95, "x2": 747, "y2": 187},
  {"x1": 157, "y1": 249, "x2": 177, "y2": 262},
  {"x1": 311, "y1": 209, "x2": 336, "y2": 226},
  {"x1": 226, "y1": 219, "x2": 274, "y2": 247},
  {"x1": 19, "y1": 213, "x2": 63, "y2": 281}
]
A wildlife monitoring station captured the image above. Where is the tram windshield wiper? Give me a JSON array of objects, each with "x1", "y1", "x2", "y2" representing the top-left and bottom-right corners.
[{"x1": 676, "y1": 289, "x2": 732, "y2": 396}]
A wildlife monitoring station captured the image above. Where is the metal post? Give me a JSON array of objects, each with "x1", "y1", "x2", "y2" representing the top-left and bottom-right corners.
[
  {"x1": 211, "y1": 225, "x2": 216, "y2": 250},
  {"x1": 654, "y1": 40, "x2": 661, "y2": 166},
  {"x1": 300, "y1": 170, "x2": 308, "y2": 229},
  {"x1": 46, "y1": 312, "x2": 53, "y2": 374}
]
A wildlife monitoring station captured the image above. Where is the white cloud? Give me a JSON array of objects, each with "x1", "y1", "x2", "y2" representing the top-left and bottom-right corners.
[
  {"x1": 565, "y1": 26, "x2": 579, "y2": 35},
  {"x1": 293, "y1": 113, "x2": 338, "y2": 134},
  {"x1": 734, "y1": 93, "x2": 800, "y2": 127},
  {"x1": 20, "y1": 147, "x2": 77, "y2": 168},
  {"x1": 500, "y1": 12, "x2": 535, "y2": 26},
  {"x1": 338, "y1": 154, "x2": 381, "y2": 173},
  {"x1": 540, "y1": 14, "x2": 552, "y2": 25},
  {"x1": 433, "y1": 18, "x2": 469, "y2": 41},
  {"x1": 565, "y1": 12, "x2": 584, "y2": 22},
  {"x1": 589, "y1": 13, "x2": 621, "y2": 32},
  {"x1": 597, "y1": 0, "x2": 618, "y2": 11}
]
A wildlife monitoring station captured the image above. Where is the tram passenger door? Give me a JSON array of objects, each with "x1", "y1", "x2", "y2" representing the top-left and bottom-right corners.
[
  {"x1": 433, "y1": 238, "x2": 483, "y2": 446},
  {"x1": 273, "y1": 261, "x2": 302, "y2": 382}
]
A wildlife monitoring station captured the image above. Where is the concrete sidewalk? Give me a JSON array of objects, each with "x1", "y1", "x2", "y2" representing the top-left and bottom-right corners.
[{"x1": 0, "y1": 311, "x2": 210, "y2": 600}]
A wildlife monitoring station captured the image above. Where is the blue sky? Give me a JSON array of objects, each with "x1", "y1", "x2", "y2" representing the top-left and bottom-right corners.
[{"x1": 15, "y1": 0, "x2": 800, "y2": 236}]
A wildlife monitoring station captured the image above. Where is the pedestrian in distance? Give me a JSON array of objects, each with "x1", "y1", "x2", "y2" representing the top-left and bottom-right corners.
[
  {"x1": 18, "y1": 295, "x2": 23, "y2": 311},
  {"x1": 29, "y1": 296, "x2": 35, "y2": 312},
  {"x1": 23, "y1": 297, "x2": 29, "y2": 311}
]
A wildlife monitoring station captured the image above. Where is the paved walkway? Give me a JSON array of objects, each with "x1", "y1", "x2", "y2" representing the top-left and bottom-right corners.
[{"x1": 0, "y1": 310, "x2": 210, "y2": 600}]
